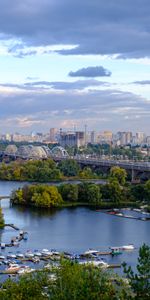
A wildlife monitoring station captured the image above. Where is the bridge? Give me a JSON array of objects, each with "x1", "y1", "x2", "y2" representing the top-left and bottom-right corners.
[
  {"x1": 52, "y1": 156, "x2": 150, "y2": 181},
  {"x1": 0, "y1": 148, "x2": 149, "y2": 181}
]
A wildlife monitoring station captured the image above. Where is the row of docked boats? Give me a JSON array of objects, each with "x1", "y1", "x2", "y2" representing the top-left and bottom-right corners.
[
  {"x1": 81, "y1": 244, "x2": 135, "y2": 257},
  {"x1": 0, "y1": 244, "x2": 135, "y2": 275},
  {"x1": 0, "y1": 244, "x2": 135, "y2": 263}
]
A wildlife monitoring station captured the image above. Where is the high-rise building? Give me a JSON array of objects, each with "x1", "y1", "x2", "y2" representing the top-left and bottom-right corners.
[
  {"x1": 50, "y1": 128, "x2": 58, "y2": 143},
  {"x1": 117, "y1": 131, "x2": 132, "y2": 145},
  {"x1": 136, "y1": 132, "x2": 145, "y2": 144},
  {"x1": 59, "y1": 131, "x2": 85, "y2": 148}
]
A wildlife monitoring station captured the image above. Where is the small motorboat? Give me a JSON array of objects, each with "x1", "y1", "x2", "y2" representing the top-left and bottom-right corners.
[
  {"x1": 41, "y1": 249, "x2": 53, "y2": 256},
  {"x1": 16, "y1": 252, "x2": 24, "y2": 259},
  {"x1": 7, "y1": 253, "x2": 17, "y2": 259},
  {"x1": 79, "y1": 260, "x2": 109, "y2": 268},
  {"x1": 51, "y1": 250, "x2": 60, "y2": 256},
  {"x1": 5, "y1": 264, "x2": 21, "y2": 274},
  {"x1": 121, "y1": 244, "x2": 135, "y2": 251},
  {"x1": 111, "y1": 248, "x2": 122, "y2": 256},
  {"x1": 34, "y1": 250, "x2": 42, "y2": 257},
  {"x1": 25, "y1": 251, "x2": 34, "y2": 258},
  {"x1": 0, "y1": 254, "x2": 5, "y2": 260},
  {"x1": 19, "y1": 230, "x2": 24, "y2": 236},
  {"x1": 32, "y1": 257, "x2": 40, "y2": 263},
  {"x1": 23, "y1": 233, "x2": 28, "y2": 241},
  {"x1": 3, "y1": 260, "x2": 9, "y2": 265},
  {"x1": 17, "y1": 266, "x2": 34, "y2": 275},
  {"x1": 1, "y1": 243, "x2": 6, "y2": 249},
  {"x1": 83, "y1": 249, "x2": 99, "y2": 256}
]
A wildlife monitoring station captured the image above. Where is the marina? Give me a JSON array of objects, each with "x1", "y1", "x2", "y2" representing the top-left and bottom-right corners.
[
  {"x1": 0, "y1": 181, "x2": 150, "y2": 279},
  {"x1": 0, "y1": 247, "x2": 123, "y2": 276}
]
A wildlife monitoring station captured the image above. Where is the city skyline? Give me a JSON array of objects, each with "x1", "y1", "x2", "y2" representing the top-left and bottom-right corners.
[{"x1": 0, "y1": 1, "x2": 150, "y2": 133}]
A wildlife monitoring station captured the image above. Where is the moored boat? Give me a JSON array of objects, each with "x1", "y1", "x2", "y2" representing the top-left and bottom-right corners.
[
  {"x1": 25, "y1": 251, "x2": 34, "y2": 258},
  {"x1": 83, "y1": 249, "x2": 99, "y2": 256},
  {"x1": 0, "y1": 254, "x2": 5, "y2": 260},
  {"x1": 17, "y1": 266, "x2": 34, "y2": 275},
  {"x1": 79, "y1": 260, "x2": 109, "y2": 268},
  {"x1": 111, "y1": 248, "x2": 122, "y2": 256},
  {"x1": 7, "y1": 253, "x2": 16, "y2": 259},
  {"x1": 34, "y1": 250, "x2": 42, "y2": 257},
  {"x1": 41, "y1": 249, "x2": 53, "y2": 256},
  {"x1": 121, "y1": 244, "x2": 135, "y2": 250},
  {"x1": 16, "y1": 252, "x2": 24, "y2": 259},
  {"x1": 6, "y1": 263, "x2": 21, "y2": 274}
]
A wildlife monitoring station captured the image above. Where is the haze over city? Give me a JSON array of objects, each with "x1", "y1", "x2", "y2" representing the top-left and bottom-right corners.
[{"x1": 0, "y1": 0, "x2": 150, "y2": 133}]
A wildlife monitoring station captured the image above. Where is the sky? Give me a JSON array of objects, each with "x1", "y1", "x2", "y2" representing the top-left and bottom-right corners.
[{"x1": 0, "y1": 0, "x2": 150, "y2": 134}]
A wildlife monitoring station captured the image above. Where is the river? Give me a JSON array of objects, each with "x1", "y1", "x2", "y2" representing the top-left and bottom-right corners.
[{"x1": 0, "y1": 181, "x2": 150, "y2": 273}]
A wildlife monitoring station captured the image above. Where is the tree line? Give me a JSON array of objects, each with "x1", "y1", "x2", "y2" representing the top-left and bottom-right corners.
[
  {"x1": 11, "y1": 176, "x2": 150, "y2": 209},
  {"x1": 0, "y1": 158, "x2": 133, "y2": 182}
]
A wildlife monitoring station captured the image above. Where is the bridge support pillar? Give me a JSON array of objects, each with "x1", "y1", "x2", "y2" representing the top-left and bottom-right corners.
[{"x1": 131, "y1": 169, "x2": 135, "y2": 182}]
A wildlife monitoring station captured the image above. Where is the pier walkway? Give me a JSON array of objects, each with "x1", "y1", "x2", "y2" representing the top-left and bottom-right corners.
[{"x1": 0, "y1": 196, "x2": 10, "y2": 200}]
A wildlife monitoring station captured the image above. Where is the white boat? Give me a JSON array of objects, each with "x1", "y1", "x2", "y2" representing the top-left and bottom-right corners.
[
  {"x1": 16, "y1": 253, "x2": 24, "y2": 259},
  {"x1": 121, "y1": 244, "x2": 135, "y2": 250},
  {"x1": 6, "y1": 264, "x2": 21, "y2": 273},
  {"x1": 34, "y1": 251, "x2": 42, "y2": 257},
  {"x1": 142, "y1": 212, "x2": 150, "y2": 215},
  {"x1": 1, "y1": 243, "x2": 6, "y2": 249},
  {"x1": 79, "y1": 260, "x2": 109, "y2": 268},
  {"x1": 3, "y1": 260, "x2": 9, "y2": 265},
  {"x1": 18, "y1": 266, "x2": 34, "y2": 275},
  {"x1": 25, "y1": 251, "x2": 34, "y2": 258},
  {"x1": 41, "y1": 249, "x2": 53, "y2": 256},
  {"x1": 110, "y1": 246, "x2": 120, "y2": 250},
  {"x1": 0, "y1": 255, "x2": 5, "y2": 260},
  {"x1": 7, "y1": 253, "x2": 17, "y2": 259},
  {"x1": 83, "y1": 249, "x2": 99, "y2": 256},
  {"x1": 52, "y1": 250, "x2": 60, "y2": 256}
]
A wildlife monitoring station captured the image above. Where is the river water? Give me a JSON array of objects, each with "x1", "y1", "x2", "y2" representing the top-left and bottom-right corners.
[{"x1": 0, "y1": 181, "x2": 150, "y2": 273}]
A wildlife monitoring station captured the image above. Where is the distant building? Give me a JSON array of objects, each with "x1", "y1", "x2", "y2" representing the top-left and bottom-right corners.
[
  {"x1": 136, "y1": 132, "x2": 145, "y2": 144},
  {"x1": 50, "y1": 128, "x2": 58, "y2": 143},
  {"x1": 116, "y1": 131, "x2": 132, "y2": 146},
  {"x1": 59, "y1": 131, "x2": 85, "y2": 148}
]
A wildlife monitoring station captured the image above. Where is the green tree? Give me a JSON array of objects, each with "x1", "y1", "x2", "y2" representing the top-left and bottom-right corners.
[
  {"x1": 110, "y1": 166, "x2": 127, "y2": 185},
  {"x1": 79, "y1": 167, "x2": 97, "y2": 179},
  {"x1": 11, "y1": 185, "x2": 63, "y2": 208},
  {"x1": 108, "y1": 179, "x2": 122, "y2": 203},
  {"x1": 49, "y1": 261, "x2": 131, "y2": 300},
  {"x1": 59, "y1": 184, "x2": 78, "y2": 202},
  {"x1": 78, "y1": 183, "x2": 102, "y2": 205},
  {"x1": 0, "y1": 262, "x2": 132, "y2": 300},
  {"x1": 144, "y1": 180, "x2": 150, "y2": 202},
  {"x1": 0, "y1": 207, "x2": 4, "y2": 229},
  {"x1": 123, "y1": 244, "x2": 150, "y2": 300},
  {"x1": 0, "y1": 271, "x2": 49, "y2": 300},
  {"x1": 130, "y1": 184, "x2": 146, "y2": 202},
  {"x1": 58, "y1": 159, "x2": 80, "y2": 176}
]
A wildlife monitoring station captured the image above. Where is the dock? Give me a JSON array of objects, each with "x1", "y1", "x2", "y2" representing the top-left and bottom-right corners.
[
  {"x1": 0, "y1": 196, "x2": 10, "y2": 200},
  {"x1": 0, "y1": 225, "x2": 28, "y2": 249},
  {"x1": 106, "y1": 211, "x2": 150, "y2": 221},
  {"x1": 108, "y1": 264, "x2": 121, "y2": 269},
  {"x1": 4, "y1": 224, "x2": 20, "y2": 231}
]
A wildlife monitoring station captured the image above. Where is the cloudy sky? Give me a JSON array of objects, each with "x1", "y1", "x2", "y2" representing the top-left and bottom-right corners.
[{"x1": 0, "y1": 0, "x2": 150, "y2": 134}]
